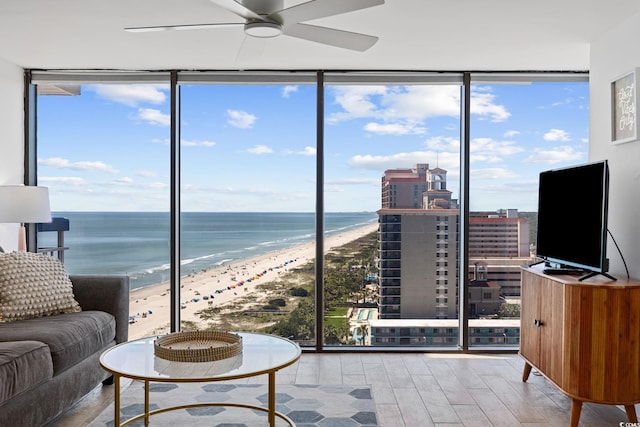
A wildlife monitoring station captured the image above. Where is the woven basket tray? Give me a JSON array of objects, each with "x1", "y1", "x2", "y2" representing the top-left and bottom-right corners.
[{"x1": 154, "y1": 331, "x2": 242, "y2": 362}]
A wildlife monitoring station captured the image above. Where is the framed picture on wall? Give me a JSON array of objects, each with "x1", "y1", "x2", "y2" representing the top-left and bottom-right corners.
[{"x1": 611, "y1": 68, "x2": 639, "y2": 144}]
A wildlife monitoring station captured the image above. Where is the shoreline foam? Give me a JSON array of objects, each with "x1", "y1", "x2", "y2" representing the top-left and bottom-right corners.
[{"x1": 127, "y1": 222, "x2": 378, "y2": 340}]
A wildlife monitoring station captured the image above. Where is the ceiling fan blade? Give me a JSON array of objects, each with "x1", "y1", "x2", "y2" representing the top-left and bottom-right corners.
[
  {"x1": 209, "y1": 0, "x2": 262, "y2": 20},
  {"x1": 269, "y1": 0, "x2": 384, "y2": 26},
  {"x1": 282, "y1": 23, "x2": 378, "y2": 51},
  {"x1": 125, "y1": 22, "x2": 242, "y2": 32}
]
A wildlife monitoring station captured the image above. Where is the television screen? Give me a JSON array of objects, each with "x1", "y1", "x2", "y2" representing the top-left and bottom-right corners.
[{"x1": 536, "y1": 160, "x2": 609, "y2": 273}]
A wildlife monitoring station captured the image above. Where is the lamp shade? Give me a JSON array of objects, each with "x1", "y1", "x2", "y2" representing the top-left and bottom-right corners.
[{"x1": 0, "y1": 186, "x2": 52, "y2": 224}]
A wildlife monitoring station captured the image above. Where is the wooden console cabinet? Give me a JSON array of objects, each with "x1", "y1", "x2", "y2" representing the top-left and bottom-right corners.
[{"x1": 520, "y1": 264, "x2": 640, "y2": 426}]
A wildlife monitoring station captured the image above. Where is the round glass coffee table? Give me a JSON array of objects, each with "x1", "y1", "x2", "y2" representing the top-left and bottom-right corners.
[{"x1": 100, "y1": 331, "x2": 301, "y2": 427}]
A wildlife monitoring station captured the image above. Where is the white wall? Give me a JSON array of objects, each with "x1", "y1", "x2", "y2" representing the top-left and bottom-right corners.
[
  {"x1": 590, "y1": 11, "x2": 640, "y2": 280},
  {"x1": 0, "y1": 58, "x2": 24, "y2": 251}
]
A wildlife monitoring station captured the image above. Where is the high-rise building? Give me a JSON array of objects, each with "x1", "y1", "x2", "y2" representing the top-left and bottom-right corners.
[
  {"x1": 378, "y1": 164, "x2": 458, "y2": 319},
  {"x1": 469, "y1": 209, "x2": 534, "y2": 297},
  {"x1": 469, "y1": 209, "x2": 529, "y2": 258},
  {"x1": 377, "y1": 209, "x2": 459, "y2": 319},
  {"x1": 377, "y1": 164, "x2": 532, "y2": 321},
  {"x1": 381, "y1": 163, "x2": 430, "y2": 209}
]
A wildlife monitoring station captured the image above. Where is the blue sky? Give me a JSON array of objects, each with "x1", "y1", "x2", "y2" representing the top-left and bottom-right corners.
[{"x1": 36, "y1": 80, "x2": 589, "y2": 212}]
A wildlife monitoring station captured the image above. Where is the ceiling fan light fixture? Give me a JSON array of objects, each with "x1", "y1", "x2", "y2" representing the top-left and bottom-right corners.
[{"x1": 244, "y1": 21, "x2": 282, "y2": 38}]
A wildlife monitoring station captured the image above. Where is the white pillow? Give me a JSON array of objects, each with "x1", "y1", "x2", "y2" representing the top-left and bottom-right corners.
[{"x1": 0, "y1": 251, "x2": 81, "y2": 322}]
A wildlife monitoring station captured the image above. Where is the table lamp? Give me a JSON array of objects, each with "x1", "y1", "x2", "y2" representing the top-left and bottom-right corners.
[{"x1": 0, "y1": 185, "x2": 52, "y2": 251}]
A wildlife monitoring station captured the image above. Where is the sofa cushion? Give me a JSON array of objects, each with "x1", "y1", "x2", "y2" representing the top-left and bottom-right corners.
[
  {"x1": 0, "y1": 340, "x2": 53, "y2": 405},
  {"x1": 0, "y1": 311, "x2": 115, "y2": 375},
  {"x1": 0, "y1": 252, "x2": 81, "y2": 322}
]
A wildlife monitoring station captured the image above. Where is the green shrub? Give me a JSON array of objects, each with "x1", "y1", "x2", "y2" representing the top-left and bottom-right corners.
[
  {"x1": 290, "y1": 287, "x2": 309, "y2": 297},
  {"x1": 269, "y1": 298, "x2": 286, "y2": 307}
]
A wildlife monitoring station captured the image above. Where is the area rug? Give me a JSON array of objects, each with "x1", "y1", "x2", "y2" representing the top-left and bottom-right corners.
[{"x1": 89, "y1": 382, "x2": 378, "y2": 427}]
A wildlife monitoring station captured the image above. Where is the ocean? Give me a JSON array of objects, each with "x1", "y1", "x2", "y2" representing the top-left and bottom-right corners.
[{"x1": 38, "y1": 212, "x2": 378, "y2": 290}]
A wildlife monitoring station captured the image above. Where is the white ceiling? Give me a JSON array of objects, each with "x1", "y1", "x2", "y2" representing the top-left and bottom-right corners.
[{"x1": 0, "y1": 0, "x2": 638, "y2": 72}]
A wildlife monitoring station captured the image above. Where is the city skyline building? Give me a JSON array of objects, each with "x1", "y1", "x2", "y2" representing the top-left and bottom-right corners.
[
  {"x1": 381, "y1": 163, "x2": 457, "y2": 210},
  {"x1": 468, "y1": 209, "x2": 534, "y2": 297},
  {"x1": 368, "y1": 318, "x2": 520, "y2": 347},
  {"x1": 377, "y1": 209, "x2": 459, "y2": 319},
  {"x1": 376, "y1": 164, "x2": 532, "y2": 326},
  {"x1": 377, "y1": 164, "x2": 459, "y2": 320}
]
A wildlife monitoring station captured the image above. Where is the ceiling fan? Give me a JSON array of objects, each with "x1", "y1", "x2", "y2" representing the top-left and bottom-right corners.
[{"x1": 125, "y1": 0, "x2": 385, "y2": 53}]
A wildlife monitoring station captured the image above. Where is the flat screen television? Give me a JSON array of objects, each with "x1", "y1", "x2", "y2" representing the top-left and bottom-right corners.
[{"x1": 535, "y1": 160, "x2": 614, "y2": 280}]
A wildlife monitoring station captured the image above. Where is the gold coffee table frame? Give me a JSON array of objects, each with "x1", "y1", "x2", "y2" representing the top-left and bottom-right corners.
[{"x1": 100, "y1": 332, "x2": 301, "y2": 427}]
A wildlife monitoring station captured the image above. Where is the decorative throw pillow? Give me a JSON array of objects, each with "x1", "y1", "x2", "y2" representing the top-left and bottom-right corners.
[{"x1": 0, "y1": 251, "x2": 81, "y2": 322}]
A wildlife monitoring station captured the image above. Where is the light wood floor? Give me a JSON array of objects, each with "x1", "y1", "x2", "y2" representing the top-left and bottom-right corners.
[{"x1": 48, "y1": 352, "x2": 633, "y2": 427}]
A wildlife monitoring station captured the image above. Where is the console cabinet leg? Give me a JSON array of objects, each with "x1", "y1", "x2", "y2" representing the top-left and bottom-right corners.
[
  {"x1": 625, "y1": 404, "x2": 638, "y2": 423},
  {"x1": 570, "y1": 400, "x2": 582, "y2": 427},
  {"x1": 522, "y1": 362, "x2": 532, "y2": 382}
]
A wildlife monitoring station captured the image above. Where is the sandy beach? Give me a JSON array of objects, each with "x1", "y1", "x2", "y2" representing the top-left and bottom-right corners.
[{"x1": 127, "y1": 223, "x2": 378, "y2": 340}]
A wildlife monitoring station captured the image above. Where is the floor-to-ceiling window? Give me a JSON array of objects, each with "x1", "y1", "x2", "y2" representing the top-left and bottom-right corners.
[
  {"x1": 465, "y1": 75, "x2": 589, "y2": 348},
  {"x1": 34, "y1": 76, "x2": 172, "y2": 339},
  {"x1": 177, "y1": 75, "x2": 318, "y2": 345},
  {"x1": 323, "y1": 73, "x2": 463, "y2": 347},
  {"x1": 31, "y1": 70, "x2": 589, "y2": 350}
]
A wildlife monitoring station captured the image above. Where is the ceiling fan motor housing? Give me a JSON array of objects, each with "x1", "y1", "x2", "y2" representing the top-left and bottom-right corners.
[{"x1": 244, "y1": 20, "x2": 282, "y2": 38}]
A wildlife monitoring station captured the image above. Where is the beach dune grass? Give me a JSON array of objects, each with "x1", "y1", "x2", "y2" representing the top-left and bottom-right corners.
[{"x1": 263, "y1": 232, "x2": 377, "y2": 344}]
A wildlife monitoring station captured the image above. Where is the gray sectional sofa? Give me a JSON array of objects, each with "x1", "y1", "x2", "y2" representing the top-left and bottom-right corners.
[{"x1": 0, "y1": 275, "x2": 129, "y2": 427}]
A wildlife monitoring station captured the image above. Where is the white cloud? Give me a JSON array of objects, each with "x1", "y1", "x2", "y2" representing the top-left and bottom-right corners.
[
  {"x1": 38, "y1": 157, "x2": 119, "y2": 174},
  {"x1": 133, "y1": 108, "x2": 170, "y2": 126},
  {"x1": 470, "y1": 88, "x2": 511, "y2": 122},
  {"x1": 181, "y1": 139, "x2": 216, "y2": 147},
  {"x1": 327, "y1": 86, "x2": 387, "y2": 123},
  {"x1": 227, "y1": 109, "x2": 256, "y2": 128},
  {"x1": 108, "y1": 177, "x2": 135, "y2": 186},
  {"x1": 424, "y1": 136, "x2": 459, "y2": 152},
  {"x1": 382, "y1": 86, "x2": 461, "y2": 120},
  {"x1": 327, "y1": 85, "x2": 510, "y2": 134},
  {"x1": 348, "y1": 150, "x2": 459, "y2": 171},
  {"x1": 524, "y1": 146, "x2": 584, "y2": 164},
  {"x1": 327, "y1": 85, "x2": 460, "y2": 123},
  {"x1": 471, "y1": 137, "x2": 524, "y2": 158},
  {"x1": 283, "y1": 146, "x2": 316, "y2": 155},
  {"x1": 282, "y1": 85, "x2": 298, "y2": 98},
  {"x1": 298, "y1": 146, "x2": 316, "y2": 156},
  {"x1": 39, "y1": 176, "x2": 88, "y2": 186},
  {"x1": 246, "y1": 145, "x2": 273, "y2": 154},
  {"x1": 364, "y1": 121, "x2": 426, "y2": 135},
  {"x1": 543, "y1": 128, "x2": 571, "y2": 141},
  {"x1": 504, "y1": 130, "x2": 520, "y2": 137},
  {"x1": 90, "y1": 84, "x2": 167, "y2": 107},
  {"x1": 424, "y1": 136, "x2": 523, "y2": 164},
  {"x1": 97, "y1": 177, "x2": 169, "y2": 190}
]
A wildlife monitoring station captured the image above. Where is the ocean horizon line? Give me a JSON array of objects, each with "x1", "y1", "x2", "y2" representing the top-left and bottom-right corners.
[
  {"x1": 50, "y1": 210, "x2": 378, "y2": 214},
  {"x1": 39, "y1": 211, "x2": 379, "y2": 290}
]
